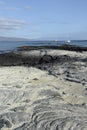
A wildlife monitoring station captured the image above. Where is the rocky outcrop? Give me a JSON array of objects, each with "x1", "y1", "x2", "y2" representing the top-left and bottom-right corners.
[{"x1": 0, "y1": 48, "x2": 87, "y2": 130}]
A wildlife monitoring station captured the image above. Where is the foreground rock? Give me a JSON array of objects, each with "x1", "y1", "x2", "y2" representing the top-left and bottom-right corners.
[{"x1": 0, "y1": 48, "x2": 87, "y2": 130}]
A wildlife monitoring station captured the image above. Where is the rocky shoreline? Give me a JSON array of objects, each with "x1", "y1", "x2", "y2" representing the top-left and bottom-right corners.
[
  {"x1": 0, "y1": 45, "x2": 87, "y2": 130},
  {"x1": 0, "y1": 44, "x2": 87, "y2": 66}
]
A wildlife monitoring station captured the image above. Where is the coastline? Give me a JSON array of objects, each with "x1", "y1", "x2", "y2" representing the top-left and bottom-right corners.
[
  {"x1": 0, "y1": 44, "x2": 87, "y2": 66},
  {"x1": 0, "y1": 45, "x2": 87, "y2": 129}
]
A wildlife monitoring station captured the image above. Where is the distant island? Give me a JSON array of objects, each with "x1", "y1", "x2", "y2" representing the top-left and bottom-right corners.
[
  {"x1": 0, "y1": 36, "x2": 30, "y2": 41},
  {"x1": 0, "y1": 36, "x2": 87, "y2": 42}
]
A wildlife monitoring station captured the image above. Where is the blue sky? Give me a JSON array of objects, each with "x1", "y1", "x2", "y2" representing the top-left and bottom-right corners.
[{"x1": 0, "y1": 0, "x2": 87, "y2": 40}]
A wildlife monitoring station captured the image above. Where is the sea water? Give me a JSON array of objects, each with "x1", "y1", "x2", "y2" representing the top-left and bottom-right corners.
[{"x1": 0, "y1": 40, "x2": 87, "y2": 53}]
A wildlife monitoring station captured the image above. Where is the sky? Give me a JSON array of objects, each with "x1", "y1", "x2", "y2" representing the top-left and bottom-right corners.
[{"x1": 0, "y1": 0, "x2": 87, "y2": 40}]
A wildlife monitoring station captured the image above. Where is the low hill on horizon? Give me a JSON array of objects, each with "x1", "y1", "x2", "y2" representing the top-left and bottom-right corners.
[{"x1": 0, "y1": 36, "x2": 30, "y2": 41}]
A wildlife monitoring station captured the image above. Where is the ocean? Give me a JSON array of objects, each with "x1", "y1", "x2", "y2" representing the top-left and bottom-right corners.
[{"x1": 0, "y1": 40, "x2": 87, "y2": 53}]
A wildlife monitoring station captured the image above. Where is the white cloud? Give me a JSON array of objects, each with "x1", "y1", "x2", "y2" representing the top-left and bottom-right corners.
[
  {"x1": 0, "y1": 18, "x2": 28, "y2": 30},
  {"x1": 2, "y1": 7, "x2": 18, "y2": 11},
  {"x1": 0, "y1": 1, "x2": 31, "y2": 11},
  {"x1": 1, "y1": 6, "x2": 32, "y2": 11},
  {"x1": 24, "y1": 6, "x2": 31, "y2": 10}
]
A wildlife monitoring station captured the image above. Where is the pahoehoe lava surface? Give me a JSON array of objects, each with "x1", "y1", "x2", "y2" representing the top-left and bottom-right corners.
[{"x1": 0, "y1": 46, "x2": 87, "y2": 130}]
